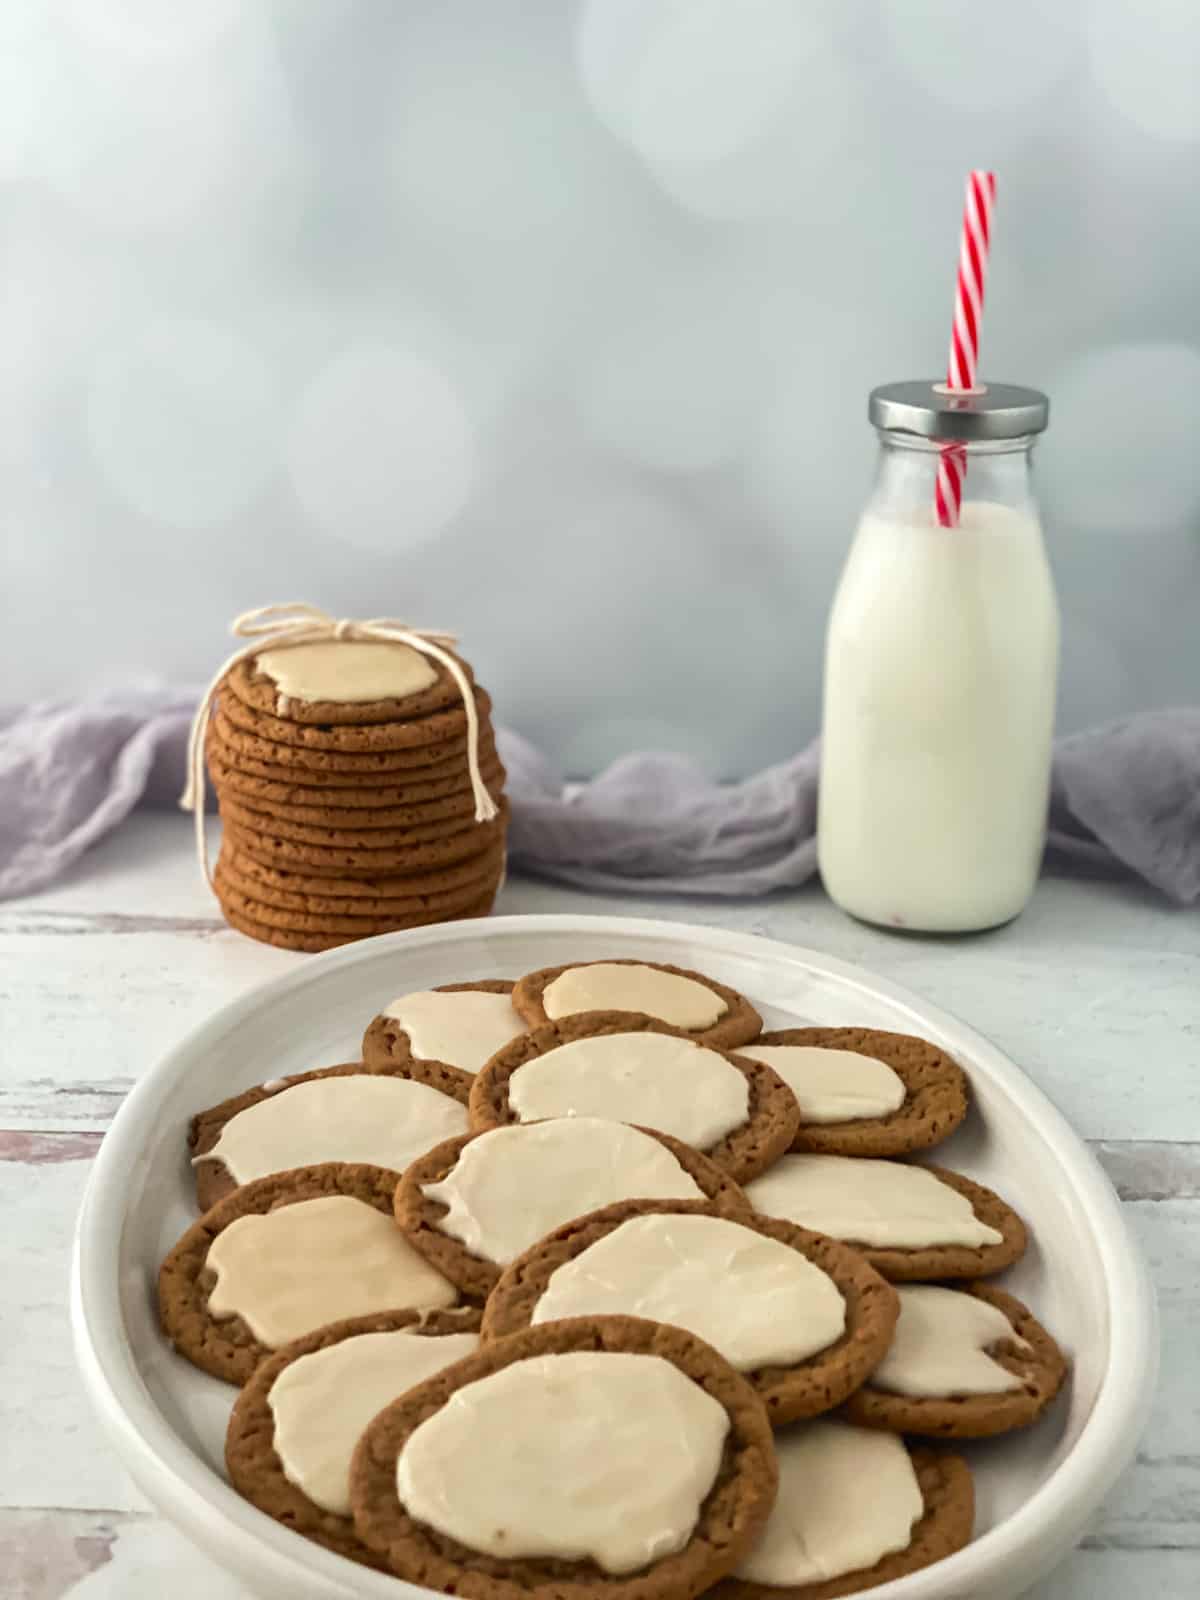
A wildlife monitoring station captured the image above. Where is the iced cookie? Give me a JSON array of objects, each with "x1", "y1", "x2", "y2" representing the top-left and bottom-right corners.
[
  {"x1": 395, "y1": 1118, "x2": 749, "y2": 1298},
  {"x1": 469, "y1": 1013, "x2": 799, "y2": 1184},
  {"x1": 189, "y1": 1063, "x2": 470, "y2": 1210},
  {"x1": 843, "y1": 1282, "x2": 1068, "y2": 1439},
  {"x1": 362, "y1": 981, "x2": 526, "y2": 1097},
  {"x1": 482, "y1": 1198, "x2": 898, "y2": 1425},
  {"x1": 226, "y1": 640, "x2": 473, "y2": 725},
  {"x1": 736, "y1": 1027, "x2": 968, "y2": 1158},
  {"x1": 513, "y1": 959, "x2": 761, "y2": 1050},
  {"x1": 225, "y1": 1307, "x2": 482, "y2": 1570},
  {"x1": 349, "y1": 1315, "x2": 777, "y2": 1600},
  {"x1": 219, "y1": 683, "x2": 492, "y2": 752},
  {"x1": 711, "y1": 1418, "x2": 973, "y2": 1600},
  {"x1": 744, "y1": 1155, "x2": 1026, "y2": 1281},
  {"x1": 158, "y1": 1163, "x2": 459, "y2": 1384}
]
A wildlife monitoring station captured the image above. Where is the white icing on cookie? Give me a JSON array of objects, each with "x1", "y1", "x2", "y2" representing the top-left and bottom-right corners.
[
  {"x1": 735, "y1": 1419, "x2": 922, "y2": 1585},
  {"x1": 508, "y1": 1032, "x2": 749, "y2": 1148},
  {"x1": 382, "y1": 989, "x2": 525, "y2": 1073},
  {"x1": 206, "y1": 1195, "x2": 457, "y2": 1346},
  {"x1": 744, "y1": 1155, "x2": 1003, "y2": 1250},
  {"x1": 421, "y1": 1118, "x2": 705, "y2": 1264},
  {"x1": 736, "y1": 1045, "x2": 905, "y2": 1124},
  {"x1": 531, "y1": 1213, "x2": 845, "y2": 1370},
  {"x1": 396, "y1": 1352, "x2": 728, "y2": 1573},
  {"x1": 198, "y1": 1076, "x2": 467, "y2": 1184},
  {"x1": 873, "y1": 1285, "x2": 1029, "y2": 1397},
  {"x1": 269, "y1": 1328, "x2": 479, "y2": 1515},
  {"x1": 256, "y1": 640, "x2": 439, "y2": 704},
  {"x1": 541, "y1": 963, "x2": 727, "y2": 1030}
]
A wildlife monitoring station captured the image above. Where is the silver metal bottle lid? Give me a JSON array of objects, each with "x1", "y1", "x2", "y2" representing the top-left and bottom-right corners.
[{"x1": 868, "y1": 380, "x2": 1049, "y2": 441}]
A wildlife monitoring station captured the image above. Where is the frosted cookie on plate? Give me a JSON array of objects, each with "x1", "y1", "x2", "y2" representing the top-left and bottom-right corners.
[
  {"x1": 362, "y1": 981, "x2": 526, "y2": 1096},
  {"x1": 349, "y1": 1315, "x2": 778, "y2": 1600},
  {"x1": 226, "y1": 1307, "x2": 482, "y2": 1570},
  {"x1": 469, "y1": 1013, "x2": 799, "y2": 1184},
  {"x1": 482, "y1": 1198, "x2": 898, "y2": 1425},
  {"x1": 512, "y1": 959, "x2": 762, "y2": 1050},
  {"x1": 189, "y1": 1062, "x2": 470, "y2": 1210},
  {"x1": 745, "y1": 1155, "x2": 1026, "y2": 1281},
  {"x1": 158, "y1": 1163, "x2": 459, "y2": 1385},
  {"x1": 395, "y1": 1117, "x2": 748, "y2": 1298},
  {"x1": 736, "y1": 1027, "x2": 968, "y2": 1158},
  {"x1": 843, "y1": 1282, "x2": 1068, "y2": 1439},
  {"x1": 711, "y1": 1417, "x2": 973, "y2": 1600}
]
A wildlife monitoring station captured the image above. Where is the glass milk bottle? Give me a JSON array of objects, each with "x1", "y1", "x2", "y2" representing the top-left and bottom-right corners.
[{"x1": 818, "y1": 382, "x2": 1057, "y2": 932}]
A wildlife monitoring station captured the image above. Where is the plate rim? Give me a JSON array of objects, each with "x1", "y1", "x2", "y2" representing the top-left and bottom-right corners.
[{"x1": 72, "y1": 912, "x2": 1159, "y2": 1600}]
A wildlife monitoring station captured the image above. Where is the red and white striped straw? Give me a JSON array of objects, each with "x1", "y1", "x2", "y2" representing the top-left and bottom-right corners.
[{"x1": 935, "y1": 170, "x2": 996, "y2": 527}]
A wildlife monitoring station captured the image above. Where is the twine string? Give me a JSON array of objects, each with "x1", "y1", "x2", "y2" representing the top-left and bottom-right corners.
[{"x1": 180, "y1": 602, "x2": 498, "y2": 885}]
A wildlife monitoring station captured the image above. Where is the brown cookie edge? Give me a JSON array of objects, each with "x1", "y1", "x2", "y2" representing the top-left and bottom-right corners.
[
  {"x1": 481, "y1": 1198, "x2": 898, "y2": 1426},
  {"x1": 361, "y1": 980, "x2": 520, "y2": 1096},
  {"x1": 842, "y1": 1281, "x2": 1069, "y2": 1438},
  {"x1": 750, "y1": 1027, "x2": 969, "y2": 1158},
  {"x1": 709, "y1": 1447, "x2": 974, "y2": 1600},
  {"x1": 349, "y1": 1314, "x2": 778, "y2": 1600},
  {"x1": 858, "y1": 1166, "x2": 1028, "y2": 1282},
  {"x1": 158, "y1": 1163, "x2": 405, "y2": 1385},
  {"x1": 394, "y1": 1126, "x2": 750, "y2": 1299},
  {"x1": 511, "y1": 960, "x2": 762, "y2": 1052},
  {"x1": 225, "y1": 1305, "x2": 483, "y2": 1571},
  {"x1": 467, "y1": 1013, "x2": 799, "y2": 1185},
  {"x1": 189, "y1": 1061, "x2": 471, "y2": 1211}
]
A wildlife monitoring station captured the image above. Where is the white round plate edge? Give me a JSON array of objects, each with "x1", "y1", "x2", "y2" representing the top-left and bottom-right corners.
[{"x1": 72, "y1": 912, "x2": 1158, "y2": 1600}]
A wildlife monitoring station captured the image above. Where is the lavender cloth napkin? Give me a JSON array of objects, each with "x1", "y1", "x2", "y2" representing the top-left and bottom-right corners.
[{"x1": 2, "y1": 692, "x2": 1198, "y2": 906}]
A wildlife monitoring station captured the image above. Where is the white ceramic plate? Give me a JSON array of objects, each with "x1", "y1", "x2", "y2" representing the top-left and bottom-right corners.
[{"x1": 73, "y1": 914, "x2": 1157, "y2": 1600}]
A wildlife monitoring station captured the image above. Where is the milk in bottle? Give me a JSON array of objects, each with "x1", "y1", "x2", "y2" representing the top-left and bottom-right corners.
[{"x1": 817, "y1": 382, "x2": 1057, "y2": 932}]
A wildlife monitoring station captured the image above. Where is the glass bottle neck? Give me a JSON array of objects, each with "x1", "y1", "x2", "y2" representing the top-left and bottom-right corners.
[{"x1": 869, "y1": 430, "x2": 1040, "y2": 525}]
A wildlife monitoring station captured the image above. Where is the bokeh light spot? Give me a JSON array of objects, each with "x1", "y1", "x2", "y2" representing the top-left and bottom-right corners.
[
  {"x1": 577, "y1": 0, "x2": 856, "y2": 220},
  {"x1": 1087, "y1": 0, "x2": 1200, "y2": 142},
  {"x1": 59, "y1": 0, "x2": 243, "y2": 58},
  {"x1": 1044, "y1": 342, "x2": 1200, "y2": 533},
  {"x1": 881, "y1": 0, "x2": 1077, "y2": 111},
  {"x1": 285, "y1": 346, "x2": 476, "y2": 552},
  {"x1": 85, "y1": 320, "x2": 283, "y2": 528}
]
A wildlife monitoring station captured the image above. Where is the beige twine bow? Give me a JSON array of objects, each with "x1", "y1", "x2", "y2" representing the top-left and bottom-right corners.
[{"x1": 180, "y1": 602, "x2": 498, "y2": 885}]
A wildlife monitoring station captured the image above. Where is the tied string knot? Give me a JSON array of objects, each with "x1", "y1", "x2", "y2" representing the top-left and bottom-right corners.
[{"x1": 180, "y1": 602, "x2": 498, "y2": 885}]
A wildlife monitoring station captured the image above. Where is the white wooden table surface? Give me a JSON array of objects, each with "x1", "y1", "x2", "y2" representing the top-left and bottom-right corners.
[{"x1": 3, "y1": 814, "x2": 1198, "y2": 1599}]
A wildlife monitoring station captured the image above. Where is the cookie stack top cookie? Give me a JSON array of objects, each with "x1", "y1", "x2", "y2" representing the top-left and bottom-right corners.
[{"x1": 182, "y1": 606, "x2": 508, "y2": 951}]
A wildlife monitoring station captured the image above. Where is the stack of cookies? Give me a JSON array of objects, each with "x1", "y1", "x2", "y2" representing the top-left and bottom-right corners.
[{"x1": 202, "y1": 636, "x2": 508, "y2": 951}]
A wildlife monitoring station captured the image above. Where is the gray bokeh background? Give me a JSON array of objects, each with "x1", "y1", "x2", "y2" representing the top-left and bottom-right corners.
[{"x1": 6, "y1": 0, "x2": 1199, "y2": 776}]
